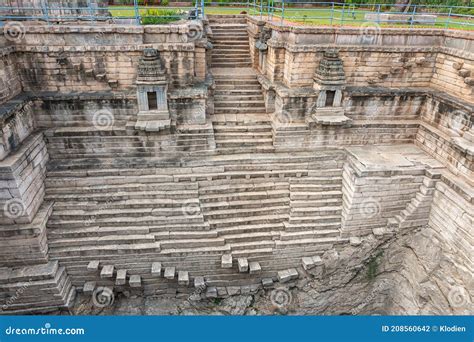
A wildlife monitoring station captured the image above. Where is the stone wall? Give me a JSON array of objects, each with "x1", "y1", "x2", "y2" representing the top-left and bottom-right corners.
[
  {"x1": 9, "y1": 24, "x2": 206, "y2": 94},
  {"x1": 0, "y1": 98, "x2": 36, "y2": 160},
  {"x1": 0, "y1": 49, "x2": 22, "y2": 105}
]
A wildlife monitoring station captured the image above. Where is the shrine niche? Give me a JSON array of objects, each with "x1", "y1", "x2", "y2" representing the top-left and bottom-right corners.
[
  {"x1": 135, "y1": 48, "x2": 171, "y2": 132},
  {"x1": 311, "y1": 49, "x2": 351, "y2": 126}
]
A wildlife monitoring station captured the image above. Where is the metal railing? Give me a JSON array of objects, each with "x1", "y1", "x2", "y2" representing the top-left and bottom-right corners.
[{"x1": 0, "y1": 1, "x2": 473, "y2": 29}]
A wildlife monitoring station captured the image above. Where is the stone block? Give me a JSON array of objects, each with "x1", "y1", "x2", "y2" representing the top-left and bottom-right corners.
[
  {"x1": 288, "y1": 268, "x2": 299, "y2": 280},
  {"x1": 116, "y1": 269, "x2": 127, "y2": 286},
  {"x1": 206, "y1": 286, "x2": 217, "y2": 298},
  {"x1": 349, "y1": 237, "x2": 362, "y2": 246},
  {"x1": 87, "y1": 260, "x2": 100, "y2": 272},
  {"x1": 178, "y1": 271, "x2": 189, "y2": 286},
  {"x1": 151, "y1": 262, "x2": 162, "y2": 276},
  {"x1": 249, "y1": 262, "x2": 261, "y2": 274},
  {"x1": 83, "y1": 281, "x2": 96, "y2": 295},
  {"x1": 302, "y1": 257, "x2": 315, "y2": 270},
  {"x1": 278, "y1": 270, "x2": 292, "y2": 283},
  {"x1": 164, "y1": 267, "x2": 176, "y2": 280},
  {"x1": 129, "y1": 275, "x2": 141, "y2": 288},
  {"x1": 262, "y1": 278, "x2": 274, "y2": 288},
  {"x1": 194, "y1": 276, "x2": 206, "y2": 289},
  {"x1": 100, "y1": 265, "x2": 114, "y2": 278},
  {"x1": 237, "y1": 258, "x2": 248, "y2": 272},
  {"x1": 226, "y1": 286, "x2": 240, "y2": 296},
  {"x1": 217, "y1": 287, "x2": 227, "y2": 296},
  {"x1": 221, "y1": 254, "x2": 233, "y2": 268}
]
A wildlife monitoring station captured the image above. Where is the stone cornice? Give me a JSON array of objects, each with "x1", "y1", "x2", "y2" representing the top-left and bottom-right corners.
[{"x1": 14, "y1": 43, "x2": 195, "y2": 53}]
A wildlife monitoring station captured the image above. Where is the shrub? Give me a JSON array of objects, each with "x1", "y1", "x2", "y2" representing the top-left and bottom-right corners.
[{"x1": 141, "y1": 9, "x2": 183, "y2": 25}]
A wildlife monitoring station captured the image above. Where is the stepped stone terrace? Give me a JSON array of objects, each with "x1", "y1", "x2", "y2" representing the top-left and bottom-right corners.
[{"x1": 0, "y1": 14, "x2": 472, "y2": 315}]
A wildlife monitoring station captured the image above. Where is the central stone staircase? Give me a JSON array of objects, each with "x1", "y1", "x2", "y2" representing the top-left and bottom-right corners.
[{"x1": 210, "y1": 15, "x2": 273, "y2": 154}]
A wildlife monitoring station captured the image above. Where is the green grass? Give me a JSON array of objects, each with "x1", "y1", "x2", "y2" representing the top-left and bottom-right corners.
[{"x1": 108, "y1": 5, "x2": 473, "y2": 30}]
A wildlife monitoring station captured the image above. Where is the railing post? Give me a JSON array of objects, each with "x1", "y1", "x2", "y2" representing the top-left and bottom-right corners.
[
  {"x1": 260, "y1": 0, "x2": 263, "y2": 20},
  {"x1": 267, "y1": 0, "x2": 270, "y2": 20},
  {"x1": 253, "y1": 0, "x2": 256, "y2": 16},
  {"x1": 330, "y1": 2, "x2": 334, "y2": 25},
  {"x1": 377, "y1": 4, "x2": 381, "y2": 24},
  {"x1": 133, "y1": 0, "x2": 139, "y2": 25},
  {"x1": 410, "y1": 4, "x2": 417, "y2": 27},
  {"x1": 281, "y1": 0, "x2": 285, "y2": 24},
  {"x1": 341, "y1": 3, "x2": 345, "y2": 26},
  {"x1": 201, "y1": 0, "x2": 205, "y2": 18},
  {"x1": 445, "y1": 7, "x2": 452, "y2": 29},
  {"x1": 44, "y1": 0, "x2": 49, "y2": 25}
]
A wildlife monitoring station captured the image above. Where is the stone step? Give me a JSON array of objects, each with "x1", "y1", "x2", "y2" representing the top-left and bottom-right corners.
[
  {"x1": 212, "y1": 57, "x2": 251, "y2": 63},
  {"x1": 45, "y1": 190, "x2": 199, "y2": 202},
  {"x1": 49, "y1": 242, "x2": 162, "y2": 257},
  {"x1": 214, "y1": 100, "x2": 265, "y2": 108},
  {"x1": 290, "y1": 190, "x2": 343, "y2": 200},
  {"x1": 214, "y1": 79, "x2": 259, "y2": 85},
  {"x1": 230, "y1": 240, "x2": 275, "y2": 252},
  {"x1": 212, "y1": 62, "x2": 253, "y2": 68},
  {"x1": 290, "y1": 176, "x2": 342, "y2": 185},
  {"x1": 212, "y1": 44, "x2": 250, "y2": 49},
  {"x1": 288, "y1": 215, "x2": 341, "y2": 225},
  {"x1": 52, "y1": 198, "x2": 200, "y2": 211},
  {"x1": 275, "y1": 237, "x2": 345, "y2": 249},
  {"x1": 50, "y1": 207, "x2": 198, "y2": 220},
  {"x1": 290, "y1": 206, "x2": 342, "y2": 217},
  {"x1": 213, "y1": 125, "x2": 271, "y2": 132},
  {"x1": 214, "y1": 89, "x2": 263, "y2": 96},
  {"x1": 290, "y1": 198, "x2": 342, "y2": 208},
  {"x1": 47, "y1": 215, "x2": 205, "y2": 229},
  {"x1": 217, "y1": 222, "x2": 284, "y2": 236},
  {"x1": 201, "y1": 197, "x2": 289, "y2": 210},
  {"x1": 209, "y1": 213, "x2": 288, "y2": 228},
  {"x1": 214, "y1": 132, "x2": 272, "y2": 140},
  {"x1": 223, "y1": 231, "x2": 275, "y2": 244},
  {"x1": 290, "y1": 183, "x2": 342, "y2": 192},
  {"x1": 214, "y1": 107, "x2": 267, "y2": 114},
  {"x1": 200, "y1": 190, "x2": 288, "y2": 203},
  {"x1": 215, "y1": 145, "x2": 276, "y2": 154},
  {"x1": 212, "y1": 51, "x2": 250, "y2": 57},
  {"x1": 215, "y1": 138, "x2": 273, "y2": 148},
  {"x1": 214, "y1": 84, "x2": 261, "y2": 91},
  {"x1": 283, "y1": 221, "x2": 341, "y2": 232},
  {"x1": 204, "y1": 205, "x2": 288, "y2": 220},
  {"x1": 48, "y1": 234, "x2": 156, "y2": 248},
  {"x1": 160, "y1": 238, "x2": 225, "y2": 249},
  {"x1": 214, "y1": 95, "x2": 264, "y2": 102}
]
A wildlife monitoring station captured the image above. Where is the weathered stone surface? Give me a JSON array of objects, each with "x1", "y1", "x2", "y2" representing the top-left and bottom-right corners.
[{"x1": 164, "y1": 267, "x2": 176, "y2": 280}]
